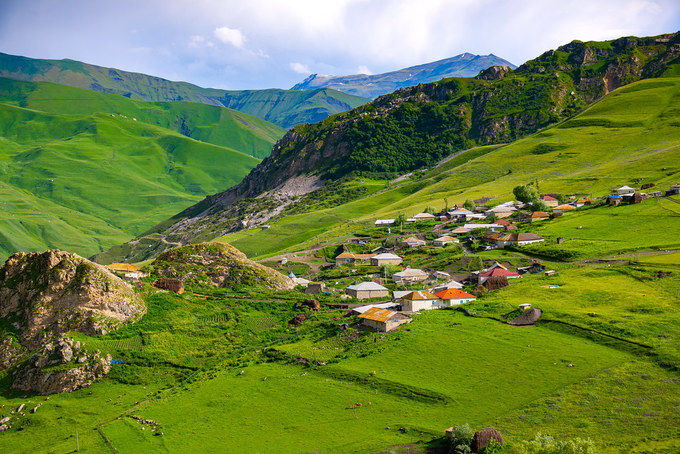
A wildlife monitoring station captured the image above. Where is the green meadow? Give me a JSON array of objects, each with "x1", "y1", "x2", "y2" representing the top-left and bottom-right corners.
[{"x1": 0, "y1": 78, "x2": 288, "y2": 261}]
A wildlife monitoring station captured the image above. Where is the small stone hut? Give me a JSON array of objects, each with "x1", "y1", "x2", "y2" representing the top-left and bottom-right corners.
[{"x1": 154, "y1": 278, "x2": 184, "y2": 294}]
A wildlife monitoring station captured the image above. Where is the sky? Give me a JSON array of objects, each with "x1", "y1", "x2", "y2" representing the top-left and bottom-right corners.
[{"x1": 1, "y1": 0, "x2": 679, "y2": 90}]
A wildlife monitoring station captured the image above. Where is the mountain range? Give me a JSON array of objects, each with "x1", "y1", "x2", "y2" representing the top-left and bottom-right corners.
[
  {"x1": 96, "y1": 32, "x2": 680, "y2": 263},
  {"x1": 0, "y1": 52, "x2": 369, "y2": 129},
  {"x1": 291, "y1": 53, "x2": 516, "y2": 98}
]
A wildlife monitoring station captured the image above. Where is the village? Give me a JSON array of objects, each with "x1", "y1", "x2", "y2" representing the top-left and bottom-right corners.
[{"x1": 260, "y1": 182, "x2": 680, "y2": 334}]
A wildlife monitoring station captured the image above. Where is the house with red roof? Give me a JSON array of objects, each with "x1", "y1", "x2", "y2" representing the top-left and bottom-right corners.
[
  {"x1": 434, "y1": 288, "x2": 477, "y2": 306},
  {"x1": 540, "y1": 195, "x2": 559, "y2": 207},
  {"x1": 478, "y1": 267, "x2": 520, "y2": 285}
]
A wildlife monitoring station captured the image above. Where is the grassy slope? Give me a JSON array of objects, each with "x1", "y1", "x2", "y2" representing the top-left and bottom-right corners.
[
  {"x1": 219, "y1": 77, "x2": 680, "y2": 258},
  {"x1": 0, "y1": 102, "x2": 261, "y2": 260},
  {"x1": 0, "y1": 77, "x2": 285, "y2": 159},
  {"x1": 0, "y1": 53, "x2": 370, "y2": 129}
]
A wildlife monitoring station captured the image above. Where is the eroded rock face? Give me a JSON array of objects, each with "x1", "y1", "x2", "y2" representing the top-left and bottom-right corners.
[
  {"x1": 11, "y1": 337, "x2": 111, "y2": 395},
  {"x1": 0, "y1": 250, "x2": 145, "y2": 393},
  {"x1": 152, "y1": 242, "x2": 294, "y2": 290},
  {"x1": 0, "y1": 250, "x2": 146, "y2": 352}
]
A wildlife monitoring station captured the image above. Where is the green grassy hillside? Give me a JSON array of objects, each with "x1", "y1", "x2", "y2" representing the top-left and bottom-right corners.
[
  {"x1": 0, "y1": 52, "x2": 370, "y2": 129},
  {"x1": 0, "y1": 100, "x2": 261, "y2": 261},
  {"x1": 0, "y1": 77, "x2": 285, "y2": 159},
  {"x1": 216, "y1": 77, "x2": 680, "y2": 259}
]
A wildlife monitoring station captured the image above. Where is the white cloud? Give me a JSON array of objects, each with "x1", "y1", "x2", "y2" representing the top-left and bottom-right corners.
[
  {"x1": 214, "y1": 26, "x2": 246, "y2": 48},
  {"x1": 357, "y1": 65, "x2": 372, "y2": 75},
  {"x1": 289, "y1": 62, "x2": 311, "y2": 74}
]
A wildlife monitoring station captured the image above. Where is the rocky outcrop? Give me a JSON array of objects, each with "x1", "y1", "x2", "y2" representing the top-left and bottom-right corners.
[
  {"x1": 0, "y1": 250, "x2": 144, "y2": 393},
  {"x1": 152, "y1": 242, "x2": 294, "y2": 290},
  {"x1": 0, "y1": 250, "x2": 145, "y2": 352},
  {"x1": 11, "y1": 337, "x2": 111, "y2": 395}
]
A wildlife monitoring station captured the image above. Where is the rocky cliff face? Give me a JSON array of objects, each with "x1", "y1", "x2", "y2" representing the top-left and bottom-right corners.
[
  {"x1": 0, "y1": 250, "x2": 145, "y2": 394},
  {"x1": 152, "y1": 242, "x2": 295, "y2": 290}
]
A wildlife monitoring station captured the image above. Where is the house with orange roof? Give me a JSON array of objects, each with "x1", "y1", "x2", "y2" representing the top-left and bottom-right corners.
[
  {"x1": 529, "y1": 211, "x2": 550, "y2": 222},
  {"x1": 107, "y1": 263, "x2": 146, "y2": 280},
  {"x1": 434, "y1": 288, "x2": 477, "y2": 306},
  {"x1": 553, "y1": 204, "x2": 576, "y2": 213},
  {"x1": 398, "y1": 290, "x2": 441, "y2": 312},
  {"x1": 358, "y1": 307, "x2": 412, "y2": 332}
]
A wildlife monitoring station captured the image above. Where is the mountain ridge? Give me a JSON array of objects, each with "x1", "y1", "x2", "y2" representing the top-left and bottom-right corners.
[
  {"x1": 291, "y1": 53, "x2": 516, "y2": 98},
  {"x1": 0, "y1": 52, "x2": 370, "y2": 129}
]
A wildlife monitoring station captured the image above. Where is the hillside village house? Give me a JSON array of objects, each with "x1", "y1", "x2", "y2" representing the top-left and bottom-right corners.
[
  {"x1": 412, "y1": 212, "x2": 437, "y2": 221},
  {"x1": 392, "y1": 268, "x2": 429, "y2": 284},
  {"x1": 345, "y1": 282, "x2": 390, "y2": 300},
  {"x1": 107, "y1": 263, "x2": 147, "y2": 280},
  {"x1": 374, "y1": 219, "x2": 396, "y2": 226},
  {"x1": 335, "y1": 252, "x2": 372, "y2": 266},
  {"x1": 434, "y1": 288, "x2": 477, "y2": 306},
  {"x1": 553, "y1": 204, "x2": 576, "y2": 213},
  {"x1": 451, "y1": 226, "x2": 471, "y2": 235},
  {"x1": 669, "y1": 183, "x2": 680, "y2": 194},
  {"x1": 370, "y1": 253, "x2": 403, "y2": 266},
  {"x1": 529, "y1": 211, "x2": 550, "y2": 222},
  {"x1": 478, "y1": 267, "x2": 520, "y2": 284},
  {"x1": 495, "y1": 232, "x2": 545, "y2": 249},
  {"x1": 615, "y1": 185, "x2": 636, "y2": 195},
  {"x1": 400, "y1": 237, "x2": 426, "y2": 248},
  {"x1": 447, "y1": 208, "x2": 474, "y2": 222},
  {"x1": 432, "y1": 279, "x2": 464, "y2": 293},
  {"x1": 335, "y1": 252, "x2": 356, "y2": 266},
  {"x1": 433, "y1": 235, "x2": 459, "y2": 247},
  {"x1": 432, "y1": 271, "x2": 450, "y2": 280},
  {"x1": 540, "y1": 195, "x2": 559, "y2": 207},
  {"x1": 575, "y1": 197, "x2": 594, "y2": 207},
  {"x1": 358, "y1": 307, "x2": 412, "y2": 332},
  {"x1": 484, "y1": 205, "x2": 516, "y2": 218},
  {"x1": 399, "y1": 290, "x2": 441, "y2": 311}
]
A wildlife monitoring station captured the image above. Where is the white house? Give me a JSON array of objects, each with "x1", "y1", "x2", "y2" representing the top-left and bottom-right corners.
[
  {"x1": 495, "y1": 232, "x2": 545, "y2": 249},
  {"x1": 392, "y1": 268, "x2": 429, "y2": 284},
  {"x1": 412, "y1": 212, "x2": 437, "y2": 221},
  {"x1": 433, "y1": 235, "x2": 459, "y2": 247},
  {"x1": 398, "y1": 290, "x2": 441, "y2": 312},
  {"x1": 434, "y1": 288, "x2": 477, "y2": 306},
  {"x1": 345, "y1": 282, "x2": 390, "y2": 300},
  {"x1": 374, "y1": 219, "x2": 396, "y2": 226},
  {"x1": 370, "y1": 253, "x2": 403, "y2": 266},
  {"x1": 615, "y1": 185, "x2": 636, "y2": 195}
]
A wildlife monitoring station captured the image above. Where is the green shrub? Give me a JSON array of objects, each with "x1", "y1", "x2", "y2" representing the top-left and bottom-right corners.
[{"x1": 450, "y1": 423, "x2": 474, "y2": 453}]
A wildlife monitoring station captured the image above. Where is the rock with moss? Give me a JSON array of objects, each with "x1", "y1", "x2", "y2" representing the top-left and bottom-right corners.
[
  {"x1": 11, "y1": 336, "x2": 111, "y2": 395},
  {"x1": 0, "y1": 250, "x2": 145, "y2": 370},
  {"x1": 152, "y1": 242, "x2": 294, "y2": 290}
]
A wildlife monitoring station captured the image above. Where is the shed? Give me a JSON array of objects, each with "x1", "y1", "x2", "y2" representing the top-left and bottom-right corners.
[
  {"x1": 154, "y1": 278, "x2": 184, "y2": 294},
  {"x1": 358, "y1": 307, "x2": 411, "y2": 333}
]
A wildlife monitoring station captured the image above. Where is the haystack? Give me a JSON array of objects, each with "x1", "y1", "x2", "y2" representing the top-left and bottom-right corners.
[
  {"x1": 472, "y1": 427, "x2": 504, "y2": 452},
  {"x1": 288, "y1": 313, "x2": 308, "y2": 326},
  {"x1": 508, "y1": 308, "x2": 542, "y2": 326}
]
